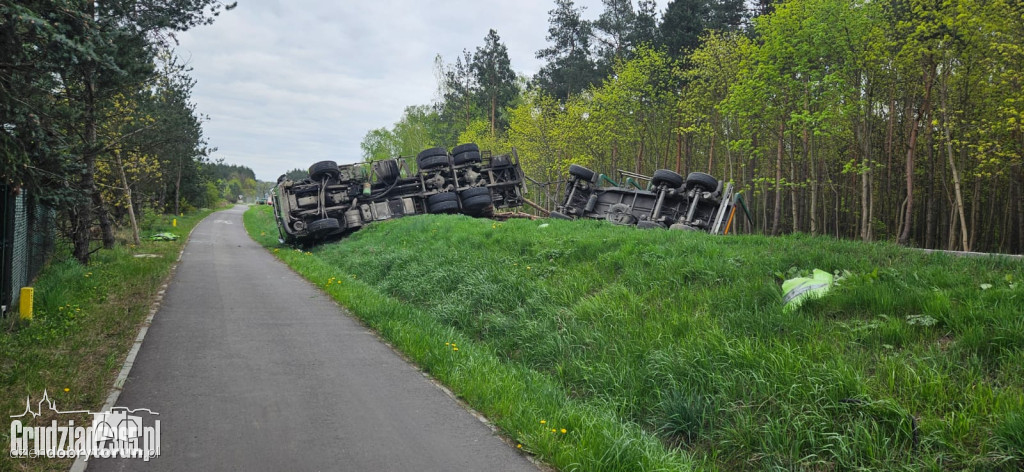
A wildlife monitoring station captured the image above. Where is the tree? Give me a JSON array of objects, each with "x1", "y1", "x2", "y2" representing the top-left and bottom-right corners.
[
  {"x1": 534, "y1": 0, "x2": 601, "y2": 100},
  {"x1": 471, "y1": 29, "x2": 518, "y2": 137},
  {"x1": 659, "y1": 0, "x2": 747, "y2": 59}
]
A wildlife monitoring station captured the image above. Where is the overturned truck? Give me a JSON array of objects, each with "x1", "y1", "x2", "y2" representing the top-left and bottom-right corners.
[
  {"x1": 551, "y1": 165, "x2": 752, "y2": 233},
  {"x1": 272, "y1": 144, "x2": 525, "y2": 244}
]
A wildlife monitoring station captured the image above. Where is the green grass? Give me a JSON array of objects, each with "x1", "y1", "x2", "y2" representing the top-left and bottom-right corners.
[
  {"x1": 1, "y1": 207, "x2": 217, "y2": 472},
  {"x1": 245, "y1": 206, "x2": 1024, "y2": 471}
]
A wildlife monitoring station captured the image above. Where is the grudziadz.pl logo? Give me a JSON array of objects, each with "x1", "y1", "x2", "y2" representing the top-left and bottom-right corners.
[{"x1": 10, "y1": 390, "x2": 160, "y2": 461}]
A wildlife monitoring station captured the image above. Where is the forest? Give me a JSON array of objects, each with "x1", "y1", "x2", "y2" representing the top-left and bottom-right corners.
[
  {"x1": 361, "y1": 0, "x2": 1024, "y2": 254},
  {"x1": 1, "y1": 0, "x2": 239, "y2": 263}
]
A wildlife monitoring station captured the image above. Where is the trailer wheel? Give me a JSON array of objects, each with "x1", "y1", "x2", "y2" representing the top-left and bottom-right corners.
[
  {"x1": 309, "y1": 161, "x2": 340, "y2": 181},
  {"x1": 308, "y1": 217, "x2": 341, "y2": 236},
  {"x1": 417, "y1": 147, "x2": 450, "y2": 169},
  {"x1": 651, "y1": 169, "x2": 684, "y2": 188},
  {"x1": 568, "y1": 164, "x2": 595, "y2": 182},
  {"x1": 606, "y1": 203, "x2": 638, "y2": 226},
  {"x1": 686, "y1": 172, "x2": 718, "y2": 192}
]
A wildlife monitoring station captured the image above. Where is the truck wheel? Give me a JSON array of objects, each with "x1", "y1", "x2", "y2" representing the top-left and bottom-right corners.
[
  {"x1": 459, "y1": 187, "x2": 490, "y2": 199},
  {"x1": 651, "y1": 169, "x2": 684, "y2": 188},
  {"x1": 451, "y1": 143, "x2": 479, "y2": 155},
  {"x1": 568, "y1": 164, "x2": 595, "y2": 182},
  {"x1": 417, "y1": 147, "x2": 450, "y2": 169},
  {"x1": 427, "y1": 192, "x2": 458, "y2": 213},
  {"x1": 453, "y1": 150, "x2": 482, "y2": 165},
  {"x1": 429, "y1": 200, "x2": 460, "y2": 213},
  {"x1": 309, "y1": 161, "x2": 340, "y2": 181},
  {"x1": 606, "y1": 203, "x2": 637, "y2": 226},
  {"x1": 376, "y1": 159, "x2": 399, "y2": 182},
  {"x1": 308, "y1": 217, "x2": 341, "y2": 236},
  {"x1": 686, "y1": 172, "x2": 718, "y2": 192},
  {"x1": 461, "y1": 195, "x2": 492, "y2": 211},
  {"x1": 637, "y1": 220, "x2": 666, "y2": 229}
]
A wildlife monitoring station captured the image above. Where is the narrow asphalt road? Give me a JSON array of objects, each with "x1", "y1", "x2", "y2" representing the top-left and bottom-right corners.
[{"x1": 87, "y1": 205, "x2": 537, "y2": 471}]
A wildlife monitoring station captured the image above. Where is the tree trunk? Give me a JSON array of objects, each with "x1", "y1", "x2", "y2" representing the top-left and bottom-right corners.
[
  {"x1": 674, "y1": 127, "x2": 682, "y2": 174},
  {"x1": 925, "y1": 119, "x2": 936, "y2": 249},
  {"x1": 175, "y1": 155, "x2": 183, "y2": 216},
  {"x1": 772, "y1": 121, "x2": 784, "y2": 236},
  {"x1": 707, "y1": 133, "x2": 715, "y2": 174},
  {"x1": 490, "y1": 94, "x2": 496, "y2": 137},
  {"x1": 899, "y1": 64, "x2": 934, "y2": 246},
  {"x1": 790, "y1": 157, "x2": 798, "y2": 233},
  {"x1": 885, "y1": 94, "x2": 896, "y2": 227},
  {"x1": 940, "y1": 79, "x2": 969, "y2": 252},
  {"x1": 116, "y1": 150, "x2": 141, "y2": 245},
  {"x1": 94, "y1": 192, "x2": 115, "y2": 249},
  {"x1": 73, "y1": 61, "x2": 98, "y2": 264}
]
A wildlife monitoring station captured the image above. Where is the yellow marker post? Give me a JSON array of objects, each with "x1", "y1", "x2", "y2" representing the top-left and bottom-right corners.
[
  {"x1": 172, "y1": 218, "x2": 177, "y2": 227},
  {"x1": 19, "y1": 287, "x2": 33, "y2": 321}
]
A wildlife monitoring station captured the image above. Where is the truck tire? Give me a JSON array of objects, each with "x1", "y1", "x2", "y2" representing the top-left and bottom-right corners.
[
  {"x1": 417, "y1": 147, "x2": 449, "y2": 169},
  {"x1": 453, "y1": 150, "x2": 482, "y2": 165},
  {"x1": 309, "y1": 161, "x2": 339, "y2": 181},
  {"x1": 459, "y1": 187, "x2": 491, "y2": 200},
  {"x1": 376, "y1": 159, "x2": 399, "y2": 182},
  {"x1": 461, "y1": 195, "x2": 492, "y2": 211},
  {"x1": 427, "y1": 192, "x2": 458, "y2": 213},
  {"x1": 606, "y1": 203, "x2": 638, "y2": 226},
  {"x1": 308, "y1": 217, "x2": 341, "y2": 236},
  {"x1": 429, "y1": 200, "x2": 460, "y2": 213},
  {"x1": 651, "y1": 169, "x2": 683, "y2": 188},
  {"x1": 451, "y1": 143, "x2": 479, "y2": 155},
  {"x1": 568, "y1": 164, "x2": 595, "y2": 182},
  {"x1": 686, "y1": 172, "x2": 718, "y2": 191}
]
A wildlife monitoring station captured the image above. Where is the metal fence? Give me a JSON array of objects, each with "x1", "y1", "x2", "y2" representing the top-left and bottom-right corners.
[{"x1": 1, "y1": 184, "x2": 58, "y2": 316}]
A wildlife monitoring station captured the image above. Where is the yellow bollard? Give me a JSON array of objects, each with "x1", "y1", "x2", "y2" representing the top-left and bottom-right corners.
[
  {"x1": 19, "y1": 287, "x2": 33, "y2": 321},
  {"x1": 172, "y1": 218, "x2": 177, "y2": 227}
]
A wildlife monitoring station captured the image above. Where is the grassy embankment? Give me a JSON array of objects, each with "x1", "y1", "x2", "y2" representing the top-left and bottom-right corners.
[
  {"x1": 245, "y1": 205, "x2": 1023, "y2": 471},
  {"x1": 1, "y1": 207, "x2": 218, "y2": 472}
]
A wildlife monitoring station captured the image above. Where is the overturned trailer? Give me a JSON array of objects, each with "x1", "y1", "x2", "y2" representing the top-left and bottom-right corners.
[
  {"x1": 272, "y1": 144, "x2": 525, "y2": 244},
  {"x1": 550, "y1": 165, "x2": 752, "y2": 233}
]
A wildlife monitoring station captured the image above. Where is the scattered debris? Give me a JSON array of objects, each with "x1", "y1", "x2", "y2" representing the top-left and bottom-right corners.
[{"x1": 782, "y1": 269, "x2": 834, "y2": 311}]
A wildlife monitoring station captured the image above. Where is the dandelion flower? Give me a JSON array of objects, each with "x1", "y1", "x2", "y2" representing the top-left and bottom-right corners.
[
  {"x1": 540, "y1": 420, "x2": 546, "y2": 424},
  {"x1": 517, "y1": 444, "x2": 522, "y2": 449},
  {"x1": 453, "y1": 347, "x2": 459, "y2": 351},
  {"x1": 560, "y1": 429, "x2": 567, "y2": 434},
  {"x1": 551, "y1": 428, "x2": 556, "y2": 433},
  {"x1": 63, "y1": 388, "x2": 69, "y2": 392}
]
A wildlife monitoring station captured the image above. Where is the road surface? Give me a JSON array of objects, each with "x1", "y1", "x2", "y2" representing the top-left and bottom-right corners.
[{"x1": 87, "y1": 205, "x2": 537, "y2": 471}]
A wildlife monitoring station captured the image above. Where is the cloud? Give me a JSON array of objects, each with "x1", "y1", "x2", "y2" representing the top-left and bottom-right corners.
[{"x1": 176, "y1": 0, "x2": 605, "y2": 180}]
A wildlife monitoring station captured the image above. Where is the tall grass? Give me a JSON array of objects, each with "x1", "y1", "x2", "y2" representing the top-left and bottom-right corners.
[{"x1": 246, "y1": 206, "x2": 1024, "y2": 471}]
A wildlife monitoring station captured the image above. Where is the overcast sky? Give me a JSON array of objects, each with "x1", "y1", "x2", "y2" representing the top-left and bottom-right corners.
[{"x1": 174, "y1": 0, "x2": 611, "y2": 181}]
